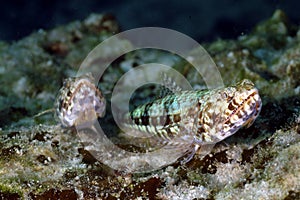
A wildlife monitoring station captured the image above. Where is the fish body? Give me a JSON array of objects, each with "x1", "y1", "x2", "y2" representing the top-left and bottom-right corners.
[{"x1": 122, "y1": 79, "x2": 262, "y2": 159}]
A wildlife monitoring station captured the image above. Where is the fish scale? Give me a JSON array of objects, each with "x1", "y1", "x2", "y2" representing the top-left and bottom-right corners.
[{"x1": 126, "y1": 90, "x2": 208, "y2": 137}]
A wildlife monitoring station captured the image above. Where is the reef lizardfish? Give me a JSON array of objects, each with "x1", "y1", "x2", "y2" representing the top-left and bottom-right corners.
[{"x1": 121, "y1": 79, "x2": 262, "y2": 162}]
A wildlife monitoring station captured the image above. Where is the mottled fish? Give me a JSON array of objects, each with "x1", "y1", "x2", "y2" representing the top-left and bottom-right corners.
[
  {"x1": 54, "y1": 73, "x2": 106, "y2": 128},
  {"x1": 121, "y1": 79, "x2": 262, "y2": 161}
]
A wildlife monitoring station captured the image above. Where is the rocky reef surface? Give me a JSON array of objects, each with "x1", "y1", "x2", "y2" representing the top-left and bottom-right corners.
[{"x1": 0, "y1": 10, "x2": 299, "y2": 199}]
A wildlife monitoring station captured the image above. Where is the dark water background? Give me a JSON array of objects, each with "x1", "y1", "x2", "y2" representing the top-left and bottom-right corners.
[{"x1": 1, "y1": 0, "x2": 299, "y2": 42}]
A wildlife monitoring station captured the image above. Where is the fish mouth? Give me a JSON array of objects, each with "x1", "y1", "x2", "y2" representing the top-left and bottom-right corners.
[
  {"x1": 244, "y1": 92, "x2": 262, "y2": 128},
  {"x1": 218, "y1": 90, "x2": 261, "y2": 139},
  {"x1": 224, "y1": 90, "x2": 261, "y2": 128}
]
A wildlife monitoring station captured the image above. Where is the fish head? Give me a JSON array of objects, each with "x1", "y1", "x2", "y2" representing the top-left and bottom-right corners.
[
  {"x1": 54, "y1": 74, "x2": 106, "y2": 127},
  {"x1": 196, "y1": 79, "x2": 262, "y2": 143}
]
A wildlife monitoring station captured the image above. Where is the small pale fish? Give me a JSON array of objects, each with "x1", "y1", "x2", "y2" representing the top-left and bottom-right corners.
[
  {"x1": 121, "y1": 79, "x2": 262, "y2": 162},
  {"x1": 54, "y1": 73, "x2": 106, "y2": 128}
]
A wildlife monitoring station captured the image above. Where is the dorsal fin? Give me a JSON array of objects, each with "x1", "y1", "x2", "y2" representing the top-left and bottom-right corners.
[{"x1": 157, "y1": 73, "x2": 183, "y2": 98}]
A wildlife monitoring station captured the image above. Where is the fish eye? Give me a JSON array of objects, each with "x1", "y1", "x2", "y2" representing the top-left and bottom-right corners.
[{"x1": 221, "y1": 91, "x2": 228, "y2": 99}]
